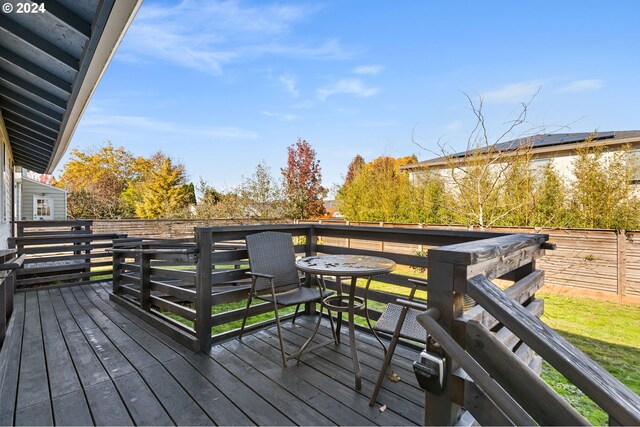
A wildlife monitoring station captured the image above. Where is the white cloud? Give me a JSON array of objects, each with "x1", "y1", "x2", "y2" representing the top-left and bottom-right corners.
[
  {"x1": 80, "y1": 114, "x2": 258, "y2": 140},
  {"x1": 121, "y1": 0, "x2": 347, "y2": 75},
  {"x1": 261, "y1": 111, "x2": 299, "y2": 121},
  {"x1": 353, "y1": 65, "x2": 384, "y2": 75},
  {"x1": 558, "y1": 79, "x2": 603, "y2": 93},
  {"x1": 278, "y1": 73, "x2": 299, "y2": 97},
  {"x1": 317, "y1": 79, "x2": 379, "y2": 100},
  {"x1": 482, "y1": 80, "x2": 542, "y2": 103}
]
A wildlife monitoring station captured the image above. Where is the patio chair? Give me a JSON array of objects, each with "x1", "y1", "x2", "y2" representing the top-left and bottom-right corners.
[
  {"x1": 369, "y1": 278, "x2": 428, "y2": 406},
  {"x1": 239, "y1": 231, "x2": 336, "y2": 367}
]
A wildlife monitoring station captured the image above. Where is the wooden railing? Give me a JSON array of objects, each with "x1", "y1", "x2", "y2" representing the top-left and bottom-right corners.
[
  {"x1": 8, "y1": 220, "x2": 126, "y2": 291},
  {"x1": 0, "y1": 249, "x2": 25, "y2": 347},
  {"x1": 110, "y1": 223, "x2": 509, "y2": 351},
  {"x1": 420, "y1": 234, "x2": 640, "y2": 425},
  {"x1": 109, "y1": 237, "x2": 199, "y2": 349},
  {"x1": 107, "y1": 222, "x2": 640, "y2": 423}
]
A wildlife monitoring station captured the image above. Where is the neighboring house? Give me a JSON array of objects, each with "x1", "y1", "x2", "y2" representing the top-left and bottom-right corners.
[
  {"x1": 0, "y1": 1, "x2": 141, "y2": 248},
  {"x1": 322, "y1": 200, "x2": 343, "y2": 219},
  {"x1": 401, "y1": 131, "x2": 640, "y2": 183},
  {"x1": 14, "y1": 170, "x2": 67, "y2": 220}
]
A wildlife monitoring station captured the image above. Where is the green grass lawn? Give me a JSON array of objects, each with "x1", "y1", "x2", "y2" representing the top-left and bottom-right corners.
[{"x1": 537, "y1": 292, "x2": 640, "y2": 425}]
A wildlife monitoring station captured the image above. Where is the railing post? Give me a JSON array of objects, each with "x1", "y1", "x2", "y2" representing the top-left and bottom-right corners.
[
  {"x1": 617, "y1": 230, "x2": 627, "y2": 297},
  {"x1": 139, "y1": 244, "x2": 151, "y2": 311},
  {"x1": 195, "y1": 229, "x2": 212, "y2": 352},
  {"x1": 425, "y1": 251, "x2": 468, "y2": 425},
  {"x1": 6, "y1": 269, "x2": 14, "y2": 317},
  {"x1": 304, "y1": 225, "x2": 318, "y2": 315},
  {"x1": 0, "y1": 272, "x2": 5, "y2": 344},
  {"x1": 112, "y1": 240, "x2": 123, "y2": 295}
]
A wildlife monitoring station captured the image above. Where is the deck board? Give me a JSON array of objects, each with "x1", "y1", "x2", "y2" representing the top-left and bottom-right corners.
[
  {"x1": 83, "y1": 380, "x2": 134, "y2": 426},
  {"x1": 278, "y1": 322, "x2": 424, "y2": 422},
  {"x1": 51, "y1": 388, "x2": 94, "y2": 426},
  {"x1": 0, "y1": 293, "x2": 25, "y2": 421},
  {"x1": 38, "y1": 290, "x2": 83, "y2": 399},
  {"x1": 17, "y1": 293, "x2": 51, "y2": 413},
  {"x1": 209, "y1": 345, "x2": 335, "y2": 426},
  {"x1": 0, "y1": 282, "x2": 424, "y2": 426}
]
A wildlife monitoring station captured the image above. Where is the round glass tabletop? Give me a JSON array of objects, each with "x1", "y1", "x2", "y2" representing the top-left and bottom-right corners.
[{"x1": 295, "y1": 254, "x2": 396, "y2": 276}]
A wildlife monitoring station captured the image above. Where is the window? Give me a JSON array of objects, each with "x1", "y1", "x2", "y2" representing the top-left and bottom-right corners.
[{"x1": 33, "y1": 196, "x2": 54, "y2": 219}]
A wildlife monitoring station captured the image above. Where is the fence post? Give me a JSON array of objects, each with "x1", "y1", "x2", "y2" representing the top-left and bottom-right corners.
[
  {"x1": 617, "y1": 230, "x2": 627, "y2": 297},
  {"x1": 195, "y1": 229, "x2": 212, "y2": 352},
  {"x1": 425, "y1": 250, "x2": 468, "y2": 425}
]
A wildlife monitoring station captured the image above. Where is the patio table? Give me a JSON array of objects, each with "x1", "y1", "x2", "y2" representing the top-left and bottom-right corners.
[{"x1": 296, "y1": 254, "x2": 396, "y2": 390}]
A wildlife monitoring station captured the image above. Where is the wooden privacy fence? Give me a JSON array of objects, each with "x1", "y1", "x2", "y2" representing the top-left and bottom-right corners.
[
  {"x1": 0, "y1": 250, "x2": 24, "y2": 346},
  {"x1": 302, "y1": 220, "x2": 640, "y2": 301},
  {"x1": 9, "y1": 220, "x2": 126, "y2": 291},
  {"x1": 420, "y1": 235, "x2": 640, "y2": 425},
  {"x1": 92, "y1": 218, "x2": 640, "y2": 301}
]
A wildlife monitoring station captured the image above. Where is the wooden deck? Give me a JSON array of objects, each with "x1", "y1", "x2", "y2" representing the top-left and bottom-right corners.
[{"x1": 0, "y1": 283, "x2": 424, "y2": 426}]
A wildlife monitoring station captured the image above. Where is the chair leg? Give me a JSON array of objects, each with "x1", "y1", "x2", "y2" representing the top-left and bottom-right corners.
[
  {"x1": 272, "y1": 300, "x2": 287, "y2": 368},
  {"x1": 369, "y1": 334, "x2": 401, "y2": 406},
  {"x1": 238, "y1": 293, "x2": 253, "y2": 340},
  {"x1": 291, "y1": 304, "x2": 301, "y2": 324},
  {"x1": 363, "y1": 276, "x2": 387, "y2": 355}
]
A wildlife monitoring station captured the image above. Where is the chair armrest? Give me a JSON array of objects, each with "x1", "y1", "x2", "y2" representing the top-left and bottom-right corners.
[
  {"x1": 247, "y1": 272, "x2": 274, "y2": 279},
  {"x1": 395, "y1": 298, "x2": 428, "y2": 311},
  {"x1": 408, "y1": 278, "x2": 428, "y2": 290}
]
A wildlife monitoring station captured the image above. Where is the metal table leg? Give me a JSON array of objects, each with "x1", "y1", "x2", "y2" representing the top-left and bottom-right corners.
[{"x1": 348, "y1": 276, "x2": 361, "y2": 390}]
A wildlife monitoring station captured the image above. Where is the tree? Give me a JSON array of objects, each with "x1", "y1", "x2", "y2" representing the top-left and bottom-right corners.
[
  {"x1": 567, "y1": 141, "x2": 640, "y2": 230},
  {"x1": 238, "y1": 161, "x2": 287, "y2": 218},
  {"x1": 55, "y1": 142, "x2": 138, "y2": 218},
  {"x1": 190, "y1": 178, "x2": 224, "y2": 218},
  {"x1": 183, "y1": 182, "x2": 196, "y2": 205},
  {"x1": 532, "y1": 162, "x2": 568, "y2": 227},
  {"x1": 281, "y1": 139, "x2": 327, "y2": 219},
  {"x1": 335, "y1": 155, "x2": 445, "y2": 222},
  {"x1": 344, "y1": 154, "x2": 365, "y2": 184},
  {"x1": 197, "y1": 178, "x2": 222, "y2": 205},
  {"x1": 413, "y1": 93, "x2": 544, "y2": 229},
  {"x1": 135, "y1": 155, "x2": 192, "y2": 219}
]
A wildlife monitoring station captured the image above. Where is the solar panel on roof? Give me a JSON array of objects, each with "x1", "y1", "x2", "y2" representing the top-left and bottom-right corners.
[{"x1": 450, "y1": 131, "x2": 616, "y2": 158}]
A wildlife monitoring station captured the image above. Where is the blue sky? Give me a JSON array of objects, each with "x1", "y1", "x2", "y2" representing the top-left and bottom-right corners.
[{"x1": 59, "y1": 0, "x2": 640, "y2": 195}]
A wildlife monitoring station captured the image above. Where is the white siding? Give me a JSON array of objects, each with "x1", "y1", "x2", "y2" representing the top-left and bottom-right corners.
[
  {"x1": 0, "y1": 121, "x2": 12, "y2": 249},
  {"x1": 20, "y1": 179, "x2": 66, "y2": 220},
  {"x1": 410, "y1": 142, "x2": 640, "y2": 188}
]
